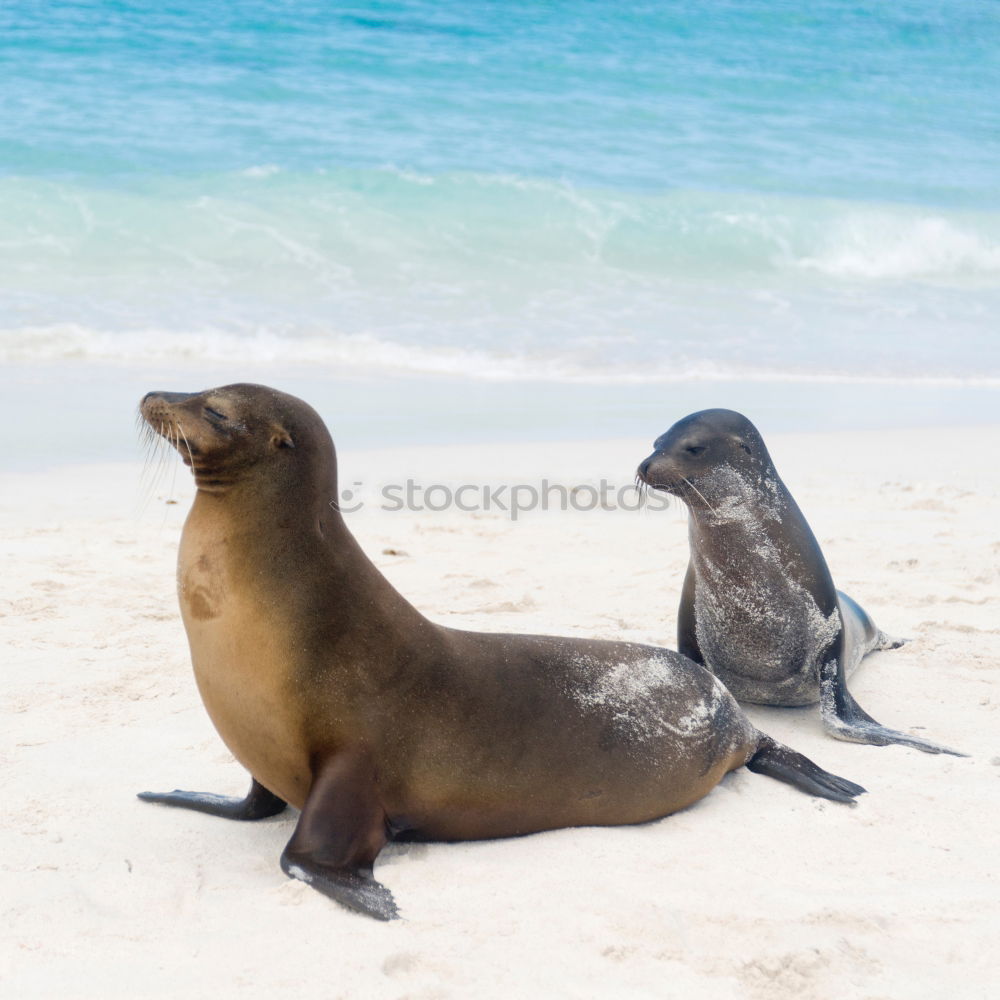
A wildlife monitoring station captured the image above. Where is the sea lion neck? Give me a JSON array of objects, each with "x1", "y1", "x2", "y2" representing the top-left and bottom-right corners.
[
  {"x1": 183, "y1": 432, "x2": 431, "y2": 638},
  {"x1": 679, "y1": 462, "x2": 777, "y2": 525}
]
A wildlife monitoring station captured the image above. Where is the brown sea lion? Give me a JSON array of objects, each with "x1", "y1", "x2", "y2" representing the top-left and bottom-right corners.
[
  {"x1": 138, "y1": 384, "x2": 865, "y2": 920},
  {"x1": 637, "y1": 408, "x2": 963, "y2": 756}
]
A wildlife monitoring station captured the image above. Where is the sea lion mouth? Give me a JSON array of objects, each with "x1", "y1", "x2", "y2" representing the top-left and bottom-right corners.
[
  {"x1": 636, "y1": 456, "x2": 682, "y2": 495},
  {"x1": 139, "y1": 392, "x2": 206, "y2": 466},
  {"x1": 147, "y1": 414, "x2": 202, "y2": 464},
  {"x1": 639, "y1": 475, "x2": 681, "y2": 494}
]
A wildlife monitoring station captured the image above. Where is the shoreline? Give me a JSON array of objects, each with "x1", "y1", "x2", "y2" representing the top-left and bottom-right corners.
[{"x1": 2, "y1": 359, "x2": 1000, "y2": 472}]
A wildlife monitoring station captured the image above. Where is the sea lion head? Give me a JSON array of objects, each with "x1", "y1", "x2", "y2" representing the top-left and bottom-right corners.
[
  {"x1": 140, "y1": 383, "x2": 335, "y2": 495},
  {"x1": 637, "y1": 409, "x2": 772, "y2": 510}
]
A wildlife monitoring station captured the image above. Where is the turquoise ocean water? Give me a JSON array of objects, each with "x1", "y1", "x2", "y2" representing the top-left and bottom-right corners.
[{"x1": 1, "y1": 1, "x2": 999, "y2": 460}]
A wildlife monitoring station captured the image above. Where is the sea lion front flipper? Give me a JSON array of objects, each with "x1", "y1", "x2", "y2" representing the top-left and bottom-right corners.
[
  {"x1": 677, "y1": 562, "x2": 704, "y2": 664},
  {"x1": 280, "y1": 750, "x2": 398, "y2": 921},
  {"x1": 819, "y1": 657, "x2": 967, "y2": 757},
  {"x1": 137, "y1": 777, "x2": 287, "y2": 819}
]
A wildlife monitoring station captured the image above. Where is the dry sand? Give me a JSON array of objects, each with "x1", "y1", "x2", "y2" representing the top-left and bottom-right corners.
[{"x1": 2, "y1": 427, "x2": 998, "y2": 999}]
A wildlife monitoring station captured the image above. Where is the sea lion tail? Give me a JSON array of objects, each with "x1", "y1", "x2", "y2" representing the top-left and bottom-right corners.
[{"x1": 746, "y1": 735, "x2": 866, "y2": 804}]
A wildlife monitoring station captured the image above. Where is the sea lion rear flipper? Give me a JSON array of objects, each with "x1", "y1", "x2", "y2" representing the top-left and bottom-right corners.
[
  {"x1": 280, "y1": 749, "x2": 399, "y2": 921},
  {"x1": 819, "y1": 658, "x2": 967, "y2": 757},
  {"x1": 746, "y1": 736, "x2": 866, "y2": 804},
  {"x1": 137, "y1": 777, "x2": 287, "y2": 819}
]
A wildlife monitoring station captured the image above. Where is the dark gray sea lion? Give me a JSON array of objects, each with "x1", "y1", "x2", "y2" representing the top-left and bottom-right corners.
[
  {"x1": 137, "y1": 384, "x2": 865, "y2": 921},
  {"x1": 637, "y1": 408, "x2": 962, "y2": 756}
]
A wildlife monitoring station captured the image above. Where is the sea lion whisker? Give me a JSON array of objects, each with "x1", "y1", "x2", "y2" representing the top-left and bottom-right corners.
[
  {"x1": 136, "y1": 420, "x2": 159, "y2": 511},
  {"x1": 682, "y1": 477, "x2": 717, "y2": 515},
  {"x1": 177, "y1": 422, "x2": 196, "y2": 469},
  {"x1": 632, "y1": 474, "x2": 645, "y2": 507},
  {"x1": 137, "y1": 416, "x2": 176, "y2": 514},
  {"x1": 166, "y1": 422, "x2": 182, "y2": 506},
  {"x1": 160, "y1": 420, "x2": 179, "y2": 485}
]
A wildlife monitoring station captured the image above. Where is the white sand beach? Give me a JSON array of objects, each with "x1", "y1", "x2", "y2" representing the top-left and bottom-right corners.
[{"x1": 2, "y1": 422, "x2": 998, "y2": 999}]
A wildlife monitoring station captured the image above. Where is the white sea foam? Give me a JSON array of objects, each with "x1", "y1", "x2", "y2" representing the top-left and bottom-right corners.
[
  {"x1": 2, "y1": 172, "x2": 998, "y2": 382},
  {"x1": 241, "y1": 165, "x2": 282, "y2": 179},
  {"x1": 796, "y1": 213, "x2": 1000, "y2": 280},
  {"x1": 3, "y1": 322, "x2": 1000, "y2": 387}
]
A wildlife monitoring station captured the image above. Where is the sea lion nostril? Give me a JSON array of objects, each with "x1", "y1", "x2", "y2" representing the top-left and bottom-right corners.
[{"x1": 141, "y1": 390, "x2": 197, "y2": 407}]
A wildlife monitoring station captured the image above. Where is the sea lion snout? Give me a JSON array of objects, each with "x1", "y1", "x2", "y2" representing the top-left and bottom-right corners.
[
  {"x1": 142, "y1": 390, "x2": 197, "y2": 407},
  {"x1": 637, "y1": 451, "x2": 679, "y2": 492},
  {"x1": 140, "y1": 388, "x2": 237, "y2": 476},
  {"x1": 139, "y1": 390, "x2": 201, "y2": 437}
]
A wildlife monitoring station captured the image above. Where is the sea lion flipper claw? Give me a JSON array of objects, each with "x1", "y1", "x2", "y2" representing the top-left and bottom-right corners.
[
  {"x1": 137, "y1": 778, "x2": 287, "y2": 819},
  {"x1": 280, "y1": 853, "x2": 399, "y2": 921},
  {"x1": 280, "y1": 749, "x2": 397, "y2": 920}
]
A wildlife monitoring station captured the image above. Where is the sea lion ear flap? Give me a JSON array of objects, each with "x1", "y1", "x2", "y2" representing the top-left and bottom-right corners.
[{"x1": 270, "y1": 428, "x2": 295, "y2": 450}]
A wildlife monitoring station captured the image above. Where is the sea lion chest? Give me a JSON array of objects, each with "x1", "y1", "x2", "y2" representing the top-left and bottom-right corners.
[
  {"x1": 176, "y1": 513, "x2": 312, "y2": 806},
  {"x1": 689, "y1": 511, "x2": 840, "y2": 704}
]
